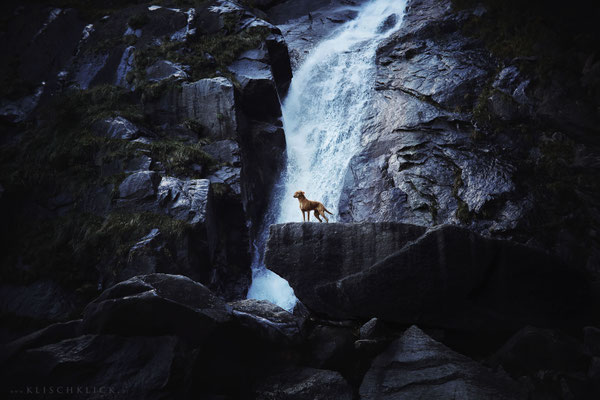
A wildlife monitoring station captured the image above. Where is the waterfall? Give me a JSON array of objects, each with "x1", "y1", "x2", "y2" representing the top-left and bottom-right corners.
[{"x1": 247, "y1": 0, "x2": 408, "y2": 311}]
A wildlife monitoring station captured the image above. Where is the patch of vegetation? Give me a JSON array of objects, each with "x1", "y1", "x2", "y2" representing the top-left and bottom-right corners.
[
  {"x1": 145, "y1": 139, "x2": 215, "y2": 177},
  {"x1": 128, "y1": 13, "x2": 149, "y2": 29},
  {"x1": 131, "y1": 25, "x2": 271, "y2": 84}
]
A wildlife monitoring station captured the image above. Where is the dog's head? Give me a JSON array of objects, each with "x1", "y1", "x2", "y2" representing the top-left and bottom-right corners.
[{"x1": 293, "y1": 191, "x2": 305, "y2": 198}]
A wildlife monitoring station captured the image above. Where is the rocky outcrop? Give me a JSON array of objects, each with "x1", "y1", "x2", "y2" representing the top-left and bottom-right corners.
[
  {"x1": 146, "y1": 77, "x2": 238, "y2": 139},
  {"x1": 338, "y1": 0, "x2": 515, "y2": 232},
  {"x1": 266, "y1": 223, "x2": 594, "y2": 333},
  {"x1": 360, "y1": 326, "x2": 526, "y2": 400}
]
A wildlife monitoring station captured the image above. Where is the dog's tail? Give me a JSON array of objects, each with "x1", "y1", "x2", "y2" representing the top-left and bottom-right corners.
[{"x1": 324, "y1": 208, "x2": 333, "y2": 215}]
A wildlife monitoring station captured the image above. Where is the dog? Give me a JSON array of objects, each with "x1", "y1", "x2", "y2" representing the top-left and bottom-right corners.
[{"x1": 293, "y1": 191, "x2": 333, "y2": 222}]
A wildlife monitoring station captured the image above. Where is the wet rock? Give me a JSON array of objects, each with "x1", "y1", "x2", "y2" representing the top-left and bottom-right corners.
[
  {"x1": 490, "y1": 326, "x2": 589, "y2": 377},
  {"x1": 239, "y1": 121, "x2": 286, "y2": 231},
  {"x1": 266, "y1": 223, "x2": 594, "y2": 333},
  {"x1": 93, "y1": 116, "x2": 140, "y2": 140},
  {"x1": 254, "y1": 367, "x2": 353, "y2": 400},
  {"x1": 203, "y1": 139, "x2": 241, "y2": 166},
  {"x1": 82, "y1": 274, "x2": 231, "y2": 344},
  {"x1": 118, "y1": 170, "x2": 158, "y2": 200},
  {"x1": 359, "y1": 326, "x2": 526, "y2": 400},
  {"x1": 125, "y1": 154, "x2": 152, "y2": 172},
  {"x1": 229, "y1": 299, "x2": 304, "y2": 344},
  {"x1": 145, "y1": 60, "x2": 188, "y2": 82},
  {"x1": 377, "y1": 13, "x2": 398, "y2": 34}
]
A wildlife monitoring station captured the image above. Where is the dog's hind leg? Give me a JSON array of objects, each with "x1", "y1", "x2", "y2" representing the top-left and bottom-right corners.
[
  {"x1": 320, "y1": 210, "x2": 329, "y2": 223},
  {"x1": 314, "y1": 210, "x2": 322, "y2": 222}
]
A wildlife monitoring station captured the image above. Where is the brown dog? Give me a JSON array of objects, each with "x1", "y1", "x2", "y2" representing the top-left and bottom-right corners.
[{"x1": 293, "y1": 191, "x2": 333, "y2": 222}]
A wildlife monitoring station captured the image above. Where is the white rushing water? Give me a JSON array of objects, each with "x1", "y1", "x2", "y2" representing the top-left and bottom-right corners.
[{"x1": 247, "y1": 0, "x2": 408, "y2": 310}]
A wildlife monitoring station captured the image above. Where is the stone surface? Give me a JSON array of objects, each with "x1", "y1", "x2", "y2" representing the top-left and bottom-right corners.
[
  {"x1": 254, "y1": 367, "x2": 353, "y2": 400},
  {"x1": 118, "y1": 170, "x2": 158, "y2": 199},
  {"x1": 359, "y1": 326, "x2": 526, "y2": 400},
  {"x1": 203, "y1": 139, "x2": 241, "y2": 166},
  {"x1": 82, "y1": 274, "x2": 231, "y2": 344},
  {"x1": 157, "y1": 177, "x2": 214, "y2": 229},
  {"x1": 229, "y1": 299, "x2": 304, "y2": 344},
  {"x1": 145, "y1": 60, "x2": 188, "y2": 82},
  {"x1": 266, "y1": 223, "x2": 594, "y2": 333},
  {"x1": 337, "y1": 0, "x2": 519, "y2": 235},
  {"x1": 146, "y1": 77, "x2": 237, "y2": 138},
  {"x1": 93, "y1": 116, "x2": 140, "y2": 140}
]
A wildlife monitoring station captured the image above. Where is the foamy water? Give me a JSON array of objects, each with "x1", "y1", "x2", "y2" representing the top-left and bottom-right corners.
[{"x1": 247, "y1": 0, "x2": 409, "y2": 310}]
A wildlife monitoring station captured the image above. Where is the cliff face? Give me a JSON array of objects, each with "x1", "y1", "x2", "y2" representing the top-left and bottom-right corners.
[
  {"x1": 1, "y1": 0, "x2": 600, "y2": 399},
  {"x1": 338, "y1": 0, "x2": 600, "y2": 277},
  {"x1": 0, "y1": 0, "x2": 292, "y2": 336}
]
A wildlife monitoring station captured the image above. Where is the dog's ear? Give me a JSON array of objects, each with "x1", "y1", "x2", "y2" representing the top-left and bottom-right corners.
[{"x1": 301, "y1": 191, "x2": 305, "y2": 195}]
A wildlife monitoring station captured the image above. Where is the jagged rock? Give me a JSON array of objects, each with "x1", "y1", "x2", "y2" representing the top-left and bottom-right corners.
[
  {"x1": 490, "y1": 326, "x2": 589, "y2": 376},
  {"x1": 82, "y1": 274, "x2": 231, "y2": 344},
  {"x1": 254, "y1": 367, "x2": 353, "y2": 400},
  {"x1": 206, "y1": 166, "x2": 241, "y2": 196},
  {"x1": 118, "y1": 170, "x2": 158, "y2": 199},
  {"x1": 203, "y1": 139, "x2": 241, "y2": 165},
  {"x1": 337, "y1": 0, "x2": 523, "y2": 234},
  {"x1": 229, "y1": 299, "x2": 304, "y2": 344},
  {"x1": 157, "y1": 177, "x2": 215, "y2": 229},
  {"x1": 146, "y1": 77, "x2": 237, "y2": 139},
  {"x1": 266, "y1": 223, "x2": 594, "y2": 333},
  {"x1": 93, "y1": 116, "x2": 140, "y2": 140},
  {"x1": 145, "y1": 60, "x2": 188, "y2": 82},
  {"x1": 229, "y1": 48, "x2": 281, "y2": 120},
  {"x1": 4, "y1": 334, "x2": 187, "y2": 400},
  {"x1": 359, "y1": 326, "x2": 526, "y2": 400}
]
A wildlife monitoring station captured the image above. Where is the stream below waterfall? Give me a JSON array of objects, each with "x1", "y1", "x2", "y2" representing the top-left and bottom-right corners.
[{"x1": 247, "y1": 0, "x2": 409, "y2": 310}]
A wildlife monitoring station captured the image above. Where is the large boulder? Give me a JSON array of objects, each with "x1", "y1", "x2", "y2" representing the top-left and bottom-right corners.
[
  {"x1": 266, "y1": 223, "x2": 594, "y2": 333},
  {"x1": 359, "y1": 326, "x2": 526, "y2": 400},
  {"x1": 82, "y1": 274, "x2": 231, "y2": 344}
]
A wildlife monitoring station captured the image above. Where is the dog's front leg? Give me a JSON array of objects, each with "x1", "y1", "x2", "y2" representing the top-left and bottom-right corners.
[
  {"x1": 307, "y1": 211, "x2": 310, "y2": 222},
  {"x1": 302, "y1": 210, "x2": 305, "y2": 222}
]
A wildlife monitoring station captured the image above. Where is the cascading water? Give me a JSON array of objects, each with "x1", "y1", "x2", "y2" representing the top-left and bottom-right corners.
[{"x1": 247, "y1": 0, "x2": 408, "y2": 310}]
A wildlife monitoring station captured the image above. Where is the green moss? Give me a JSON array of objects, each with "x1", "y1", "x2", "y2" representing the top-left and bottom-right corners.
[{"x1": 456, "y1": 199, "x2": 472, "y2": 223}]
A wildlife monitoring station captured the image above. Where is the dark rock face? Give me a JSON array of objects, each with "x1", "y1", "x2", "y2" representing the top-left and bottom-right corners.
[
  {"x1": 490, "y1": 326, "x2": 589, "y2": 377},
  {"x1": 266, "y1": 223, "x2": 594, "y2": 333},
  {"x1": 82, "y1": 274, "x2": 231, "y2": 344},
  {"x1": 254, "y1": 367, "x2": 353, "y2": 400},
  {"x1": 339, "y1": 0, "x2": 516, "y2": 231},
  {"x1": 360, "y1": 326, "x2": 526, "y2": 400},
  {"x1": 229, "y1": 298, "x2": 304, "y2": 344}
]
